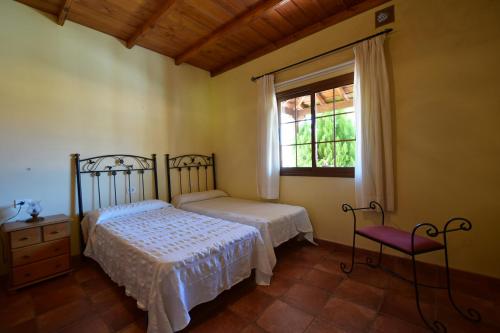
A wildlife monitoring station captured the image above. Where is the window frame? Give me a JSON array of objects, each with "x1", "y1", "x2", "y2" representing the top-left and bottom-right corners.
[{"x1": 276, "y1": 73, "x2": 355, "y2": 178}]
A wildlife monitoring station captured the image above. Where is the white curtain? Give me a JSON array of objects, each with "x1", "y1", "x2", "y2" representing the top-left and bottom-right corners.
[
  {"x1": 354, "y1": 35, "x2": 395, "y2": 211},
  {"x1": 256, "y1": 74, "x2": 280, "y2": 199}
]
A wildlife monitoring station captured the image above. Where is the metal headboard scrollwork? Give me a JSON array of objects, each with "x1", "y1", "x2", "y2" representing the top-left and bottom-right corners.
[
  {"x1": 165, "y1": 153, "x2": 217, "y2": 202},
  {"x1": 74, "y1": 154, "x2": 159, "y2": 225}
]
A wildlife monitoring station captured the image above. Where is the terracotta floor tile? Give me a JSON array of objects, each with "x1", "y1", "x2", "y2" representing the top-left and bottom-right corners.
[
  {"x1": 228, "y1": 288, "x2": 274, "y2": 321},
  {"x1": 384, "y1": 275, "x2": 436, "y2": 303},
  {"x1": 334, "y1": 279, "x2": 384, "y2": 311},
  {"x1": 241, "y1": 323, "x2": 268, "y2": 333},
  {"x1": 117, "y1": 321, "x2": 147, "y2": 333},
  {"x1": 189, "y1": 309, "x2": 247, "y2": 333},
  {"x1": 302, "y1": 269, "x2": 344, "y2": 293},
  {"x1": 319, "y1": 297, "x2": 376, "y2": 333},
  {"x1": 371, "y1": 314, "x2": 428, "y2": 333},
  {"x1": 379, "y1": 293, "x2": 433, "y2": 327},
  {"x1": 58, "y1": 314, "x2": 111, "y2": 333},
  {"x1": 385, "y1": 258, "x2": 440, "y2": 286},
  {"x1": 284, "y1": 245, "x2": 332, "y2": 267},
  {"x1": 0, "y1": 291, "x2": 35, "y2": 328},
  {"x1": 32, "y1": 284, "x2": 86, "y2": 315},
  {"x1": 304, "y1": 319, "x2": 347, "y2": 333},
  {"x1": 434, "y1": 315, "x2": 499, "y2": 333},
  {"x1": 313, "y1": 258, "x2": 344, "y2": 276},
  {"x1": 434, "y1": 289, "x2": 499, "y2": 329},
  {"x1": 257, "y1": 275, "x2": 294, "y2": 297},
  {"x1": 121, "y1": 294, "x2": 144, "y2": 317},
  {"x1": 90, "y1": 286, "x2": 125, "y2": 312},
  {"x1": 345, "y1": 265, "x2": 389, "y2": 289},
  {"x1": 29, "y1": 274, "x2": 76, "y2": 293},
  {"x1": 3, "y1": 319, "x2": 37, "y2": 333},
  {"x1": 325, "y1": 250, "x2": 357, "y2": 265},
  {"x1": 299, "y1": 244, "x2": 332, "y2": 257},
  {"x1": 99, "y1": 302, "x2": 137, "y2": 331},
  {"x1": 257, "y1": 299, "x2": 314, "y2": 333},
  {"x1": 283, "y1": 283, "x2": 330, "y2": 315},
  {"x1": 441, "y1": 269, "x2": 500, "y2": 302},
  {"x1": 80, "y1": 275, "x2": 117, "y2": 297},
  {"x1": 2, "y1": 243, "x2": 498, "y2": 333},
  {"x1": 36, "y1": 299, "x2": 94, "y2": 333},
  {"x1": 274, "y1": 262, "x2": 310, "y2": 280},
  {"x1": 74, "y1": 262, "x2": 106, "y2": 284}
]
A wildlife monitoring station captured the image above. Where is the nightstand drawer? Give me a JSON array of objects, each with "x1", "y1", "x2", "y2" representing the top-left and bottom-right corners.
[
  {"x1": 12, "y1": 254, "x2": 70, "y2": 286},
  {"x1": 43, "y1": 222, "x2": 69, "y2": 241},
  {"x1": 12, "y1": 238, "x2": 69, "y2": 267},
  {"x1": 10, "y1": 227, "x2": 42, "y2": 249}
]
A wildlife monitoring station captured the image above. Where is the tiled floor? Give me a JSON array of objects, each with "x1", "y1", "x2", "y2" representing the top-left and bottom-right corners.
[{"x1": 1, "y1": 241, "x2": 499, "y2": 333}]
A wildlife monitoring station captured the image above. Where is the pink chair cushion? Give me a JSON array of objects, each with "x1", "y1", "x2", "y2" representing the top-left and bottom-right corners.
[{"x1": 356, "y1": 225, "x2": 444, "y2": 255}]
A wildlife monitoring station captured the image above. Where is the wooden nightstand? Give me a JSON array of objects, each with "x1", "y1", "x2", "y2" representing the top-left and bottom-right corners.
[{"x1": 1, "y1": 214, "x2": 72, "y2": 291}]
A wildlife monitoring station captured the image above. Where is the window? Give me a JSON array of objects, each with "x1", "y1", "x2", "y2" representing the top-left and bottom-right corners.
[{"x1": 277, "y1": 73, "x2": 355, "y2": 177}]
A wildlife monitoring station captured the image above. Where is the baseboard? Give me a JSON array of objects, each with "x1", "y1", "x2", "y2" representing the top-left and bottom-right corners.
[{"x1": 314, "y1": 238, "x2": 500, "y2": 295}]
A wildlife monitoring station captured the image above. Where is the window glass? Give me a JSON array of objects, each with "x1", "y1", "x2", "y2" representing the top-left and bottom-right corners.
[{"x1": 278, "y1": 74, "x2": 355, "y2": 177}]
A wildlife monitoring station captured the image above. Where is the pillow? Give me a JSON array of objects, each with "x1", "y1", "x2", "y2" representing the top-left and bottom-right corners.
[
  {"x1": 82, "y1": 200, "x2": 171, "y2": 242},
  {"x1": 172, "y1": 190, "x2": 228, "y2": 208}
]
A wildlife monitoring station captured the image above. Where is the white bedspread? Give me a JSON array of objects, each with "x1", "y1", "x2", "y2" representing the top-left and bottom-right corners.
[
  {"x1": 83, "y1": 202, "x2": 272, "y2": 333},
  {"x1": 178, "y1": 195, "x2": 316, "y2": 268}
]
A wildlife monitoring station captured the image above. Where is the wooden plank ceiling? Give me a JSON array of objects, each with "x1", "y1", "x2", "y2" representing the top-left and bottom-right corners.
[{"x1": 16, "y1": 0, "x2": 390, "y2": 76}]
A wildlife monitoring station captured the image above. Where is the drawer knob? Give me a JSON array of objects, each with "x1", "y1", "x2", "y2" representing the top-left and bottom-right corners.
[
  {"x1": 55, "y1": 264, "x2": 61, "y2": 268},
  {"x1": 54, "y1": 248, "x2": 60, "y2": 251},
  {"x1": 22, "y1": 255, "x2": 30, "y2": 259},
  {"x1": 19, "y1": 237, "x2": 29, "y2": 241},
  {"x1": 50, "y1": 231, "x2": 59, "y2": 235},
  {"x1": 24, "y1": 273, "x2": 31, "y2": 277}
]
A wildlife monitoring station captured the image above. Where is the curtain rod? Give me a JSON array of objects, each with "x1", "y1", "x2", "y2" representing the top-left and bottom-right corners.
[{"x1": 251, "y1": 28, "x2": 393, "y2": 82}]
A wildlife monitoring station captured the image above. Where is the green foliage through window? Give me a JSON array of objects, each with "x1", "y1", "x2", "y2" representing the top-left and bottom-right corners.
[{"x1": 296, "y1": 108, "x2": 356, "y2": 167}]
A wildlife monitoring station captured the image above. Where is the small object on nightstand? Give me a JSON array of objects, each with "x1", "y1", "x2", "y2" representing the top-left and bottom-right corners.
[
  {"x1": 1, "y1": 214, "x2": 72, "y2": 291},
  {"x1": 25, "y1": 200, "x2": 44, "y2": 223}
]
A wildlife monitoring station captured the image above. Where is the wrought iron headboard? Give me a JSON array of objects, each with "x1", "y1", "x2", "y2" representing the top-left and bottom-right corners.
[
  {"x1": 165, "y1": 153, "x2": 216, "y2": 202},
  {"x1": 74, "y1": 153, "x2": 159, "y2": 223}
]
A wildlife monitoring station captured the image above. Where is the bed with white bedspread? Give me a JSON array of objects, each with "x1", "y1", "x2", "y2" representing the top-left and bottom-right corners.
[
  {"x1": 172, "y1": 190, "x2": 316, "y2": 268},
  {"x1": 82, "y1": 200, "x2": 272, "y2": 333}
]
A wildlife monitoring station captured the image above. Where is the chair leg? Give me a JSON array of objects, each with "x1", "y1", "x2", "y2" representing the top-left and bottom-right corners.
[
  {"x1": 340, "y1": 232, "x2": 356, "y2": 274},
  {"x1": 443, "y1": 241, "x2": 481, "y2": 322},
  {"x1": 411, "y1": 254, "x2": 447, "y2": 333},
  {"x1": 366, "y1": 243, "x2": 383, "y2": 268}
]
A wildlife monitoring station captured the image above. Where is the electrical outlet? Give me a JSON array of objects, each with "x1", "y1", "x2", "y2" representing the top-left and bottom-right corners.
[{"x1": 14, "y1": 199, "x2": 31, "y2": 208}]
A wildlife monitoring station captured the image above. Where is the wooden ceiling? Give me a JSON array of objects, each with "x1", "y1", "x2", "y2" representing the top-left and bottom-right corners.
[{"x1": 16, "y1": 0, "x2": 390, "y2": 76}]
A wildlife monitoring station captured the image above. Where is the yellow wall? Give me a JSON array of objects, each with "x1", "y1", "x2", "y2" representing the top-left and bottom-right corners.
[
  {"x1": 210, "y1": 0, "x2": 500, "y2": 278},
  {"x1": 1, "y1": 0, "x2": 500, "y2": 280},
  {"x1": 0, "y1": 1, "x2": 213, "y2": 273}
]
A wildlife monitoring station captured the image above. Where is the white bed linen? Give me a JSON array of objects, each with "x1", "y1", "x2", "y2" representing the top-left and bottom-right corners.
[
  {"x1": 177, "y1": 195, "x2": 316, "y2": 268},
  {"x1": 83, "y1": 203, "x2": 272, "y2": 333}
]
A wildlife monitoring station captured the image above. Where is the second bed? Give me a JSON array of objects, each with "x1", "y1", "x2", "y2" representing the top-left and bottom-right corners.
[{"x1": 166, "y1": 154, "x2": 316, "y2": 268}]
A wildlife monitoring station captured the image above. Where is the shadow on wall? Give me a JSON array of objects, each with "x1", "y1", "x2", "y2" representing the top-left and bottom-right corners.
[{"x1": 0, "y1": 206, "x2": 17, "y2": 225}]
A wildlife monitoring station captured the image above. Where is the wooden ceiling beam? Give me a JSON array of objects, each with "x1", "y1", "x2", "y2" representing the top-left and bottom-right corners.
[
  {"x1": 210, "y1": 0, "x2": 391, "y2": 77},
  {"x1": 57, "y1": 0, "x2": 74, "y2": 26},
  {"x1": 338, "y1": 87, "x2": 350, "y2": 101},
  {"x1": 317, "y1": 92, "x2": 327, "y2": 105},
  {"x1": 126, "y1": 0, "x2": 176, "y2": 49},
  {"x1": 174, "y1": 0, "x2": 286, "y2": 66}
]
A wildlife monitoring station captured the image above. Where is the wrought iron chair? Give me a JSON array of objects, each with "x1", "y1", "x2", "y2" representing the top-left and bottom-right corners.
[{"x1": 340, "y1": 201, "x2": 481, "y2": 333}]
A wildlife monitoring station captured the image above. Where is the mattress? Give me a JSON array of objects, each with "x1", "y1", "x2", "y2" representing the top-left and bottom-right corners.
[
  {"x1": 174, "y1": 191, "x2": 316, "y2": 268},
  {"x1": 82, "y1": 200, "x2": 272, "y2": 333}
]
